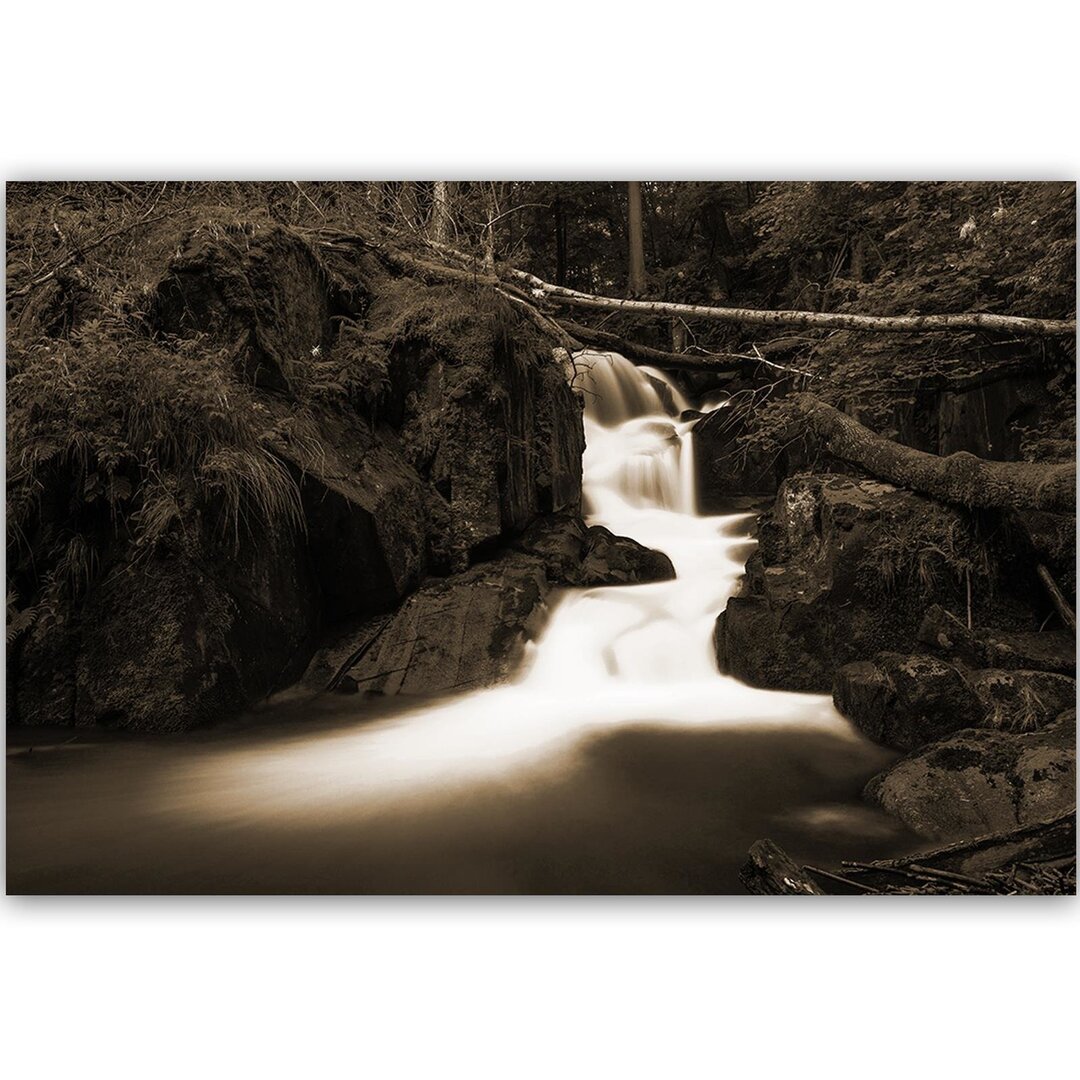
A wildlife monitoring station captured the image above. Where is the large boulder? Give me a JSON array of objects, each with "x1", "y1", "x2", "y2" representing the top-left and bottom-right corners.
[
  {"x1": 834, "y1": 652, "x2": 1076, "y2": 750},
  {"x1": 395, "y1": 317, "x2": 584, "y2": 571},
  {"x1": 152, "y1": 222, "x2": 338, "y2": 391},
  {"x1": 714, "y1": 474, "x2": 1026, "y2": 692},
  {"x1": 306, "y1": 552, "x2": 552, "y2": 697},
  {"x1": 833, "y1": 653, "x2": 983, "y2": 750},
  {"x1": 15, "y1": 523, "x2": 318, "y2": 733},
  {"x1": 865, "y1": 712, "x2": 1076, "y2": 842},
  {"x1": 10, "y1": 224, "x2": 589, "y2": 733},
  {"x1": 305, "y1": 521, "x2": 677, "y2": 697}
]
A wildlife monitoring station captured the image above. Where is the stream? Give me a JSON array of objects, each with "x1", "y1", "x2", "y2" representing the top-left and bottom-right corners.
[{"x1": 7, "y1": 351, "x2": 915, "y2": 894}]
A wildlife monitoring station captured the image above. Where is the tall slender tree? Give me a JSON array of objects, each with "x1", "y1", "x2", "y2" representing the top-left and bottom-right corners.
[
  {"x1": 432, "y1": 181, "x2": 453, "y2": 243},
  {"x1": 627, "y1": 181, "x2": 647, "y2": 296}
]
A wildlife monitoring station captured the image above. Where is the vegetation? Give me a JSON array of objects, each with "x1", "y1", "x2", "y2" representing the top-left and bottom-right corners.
[{"x1": 7, "y1": 181, "x2": 1076, "y2": 648}]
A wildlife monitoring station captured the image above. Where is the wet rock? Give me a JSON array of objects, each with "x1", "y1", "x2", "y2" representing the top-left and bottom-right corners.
[
  {"x1": 579, "y1": 526, "x2": 676, "y2": 587},
  {"x1": 313, "y1": 552, "x2": 552, "y2": 697},
  {"x1": 834, "y1": 653, "x2": 983, "y2": 750},
  {"x1": 715, "y1": 474, "x2": 1025, "y2": 693},
  {"x1": 865, "y1": 713, "x2": 1076, "y2": 842},
  {"x1": 511, "y1": 516, "x2": 674, "y2": 589},
  {"x1": 511, "y1": 514, "x2": 589, "y2": 584},
  {"x1": 917, "y1": 604, "x2": 1075, "y2": 675}
]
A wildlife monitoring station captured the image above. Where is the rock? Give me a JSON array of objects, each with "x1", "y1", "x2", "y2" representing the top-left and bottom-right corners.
[
  {"x1": 834, "y1": 653, "x2": 983, "y2": 750},
  {"x1": 715, "y1": 474, "x2": 1028, "y2": 693},
  {"x1": 579, "y1": 526, "x2": 675, "y2": 587},
  {"x1": 917, "y1": 604, "x2": 1075, "y2": 675},
  {"x1": 965, "y1": 669, "x2": 1077, "y2": 732},
  {"x1": 312, "y1": 552, "x2": 551, "y2": 697},
  {"x1": 16, "y1": 521, "x2": 318, "y2": 733},
  {"x1": 396, "y1": 321, "x2": 584, "y2": 571},
  {"x1": 865, "y1": 713, "x2": 1076, "y2": 842},
  {"x1": 11, "y1": 225, "x2": 590, "y2": 732},
  {"x1": 834, "y1": 652, "x2": 1077, "y2": 749},
  {"x1": 152, "y1": 222, "x2": 337, "y2": 391},
  {"x1": 511, "y1": 516, "x2": 674, "y2": 589},
  {"x1": 280, "y1": 403, "x2": 428, "y2": 622},
  {"x1": 511, "y1": 514, "x2": 589, "y2": 584},
  {"x1": 693, "y1": 402, "x2": 780, "y2": 509}
]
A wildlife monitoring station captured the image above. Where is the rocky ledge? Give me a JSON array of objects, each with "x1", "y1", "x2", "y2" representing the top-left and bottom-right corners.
[{"x1": 303, "y1": 515, "x2": 674, "y2": 698}]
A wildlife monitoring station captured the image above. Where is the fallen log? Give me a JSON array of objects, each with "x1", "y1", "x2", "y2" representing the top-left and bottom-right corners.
[
  {"x1": 740, "y1": 839, "x2": 825, "y2": 895},
  {"x1": 556, "y1": 319, "x2": 748, "y2": 373},
  {"x1": 512, "y1": 276, "x2": 1076, "y2": 338},
  {"x1": 787, "y1": 392, "x2": 1076, "y2": 513},
  {"x1": 423, "y1": 234, "x2": 1078, "y2": 338}
]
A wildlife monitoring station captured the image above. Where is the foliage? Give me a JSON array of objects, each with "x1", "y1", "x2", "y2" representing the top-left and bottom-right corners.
[{"x1": 6, "y1": 317, "x2": 314, "y2": 638}]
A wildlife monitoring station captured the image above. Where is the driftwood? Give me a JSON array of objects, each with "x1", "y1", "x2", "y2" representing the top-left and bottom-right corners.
[
  {"x1": 744, "y1": 811, "x2": 1076, "y2": 895},
  {"x1": 740, "y1": 839, "x2": 825, "y2": 895},
  {"x1": 787, "y1": 392, "x2": 1076, "y2": 513}
]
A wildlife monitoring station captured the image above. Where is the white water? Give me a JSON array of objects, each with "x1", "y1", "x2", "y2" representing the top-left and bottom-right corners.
[{"x1": 164, "y1": 351, "x2": 857, "y2": 815}]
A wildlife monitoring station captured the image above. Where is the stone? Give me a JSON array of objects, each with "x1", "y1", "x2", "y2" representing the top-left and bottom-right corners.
[
  {"x1": 917, "y1": 603, "x2": 1075, "y2": 675},
  {"x1": 579, "y1": 526, "x2": 676, "y2": 587},
  {"x1": 693, "y1": 402, "x2": 780, "y2": 510},
  {"x1": 865, "y1": 713, "x2": 1076, "y2": 842},
  {"x1": 965, "y1": 669, "x2": 1077, "y2": 732},
  {"x1": 834, "y1": 651, "x2": 1077, "y2": 750},
  {"x1": 834, "y1": 653, "x2": 983, "y2": 750},
  {"x1": 715, "y1": 474, "x2": 1029, "y2": 693},
  {"x1": 318, "y1": 552, "x2": 552, "y2": 697},
  {"x1": 15, "y1": 518, "x2": 319, "y2": 733}
]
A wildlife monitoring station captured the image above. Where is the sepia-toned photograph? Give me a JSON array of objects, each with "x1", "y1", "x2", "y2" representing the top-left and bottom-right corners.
[{"x1": 6, "y1": 180, "x2": 1076, "y2": 895}]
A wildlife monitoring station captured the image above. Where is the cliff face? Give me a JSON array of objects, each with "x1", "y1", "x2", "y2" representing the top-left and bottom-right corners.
[{"x1": 9, "y1": 224, "x2": 585, "y2": 732}]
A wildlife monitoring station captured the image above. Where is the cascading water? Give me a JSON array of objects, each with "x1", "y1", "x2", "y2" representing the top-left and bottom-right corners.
[{"x1": 7, "y1": 350, "x2": 912, "y2": 893}]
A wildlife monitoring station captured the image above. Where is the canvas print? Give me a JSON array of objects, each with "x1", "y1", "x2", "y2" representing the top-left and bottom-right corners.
[{"x1": 5, "y1": 181, "x2": 1076, "y2": 895}]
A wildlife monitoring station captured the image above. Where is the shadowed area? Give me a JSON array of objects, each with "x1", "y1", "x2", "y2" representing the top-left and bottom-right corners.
[{"x1": 7, "y1": 709, "x2": 912, "y2": 894}]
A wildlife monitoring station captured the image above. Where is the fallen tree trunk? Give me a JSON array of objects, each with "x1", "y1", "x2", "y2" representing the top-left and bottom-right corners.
[
  {"x1": 788, "y1": 392, "x2": 1076, "y2": 512},
  {"x1": 740, "y1": 839, "x2": 825, "y2": 895},
  {"x1": 506, "y1": 271, "x2": 1076, "y2": 337},
  {"x1": 424, "y1": 235, "x2": 1077, "y2": 338},
  {"x1": 556, "y1": 319, "x2": 748, "y2": 373}
]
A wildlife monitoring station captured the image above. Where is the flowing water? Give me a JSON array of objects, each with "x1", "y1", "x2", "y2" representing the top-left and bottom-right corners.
[{"x1": 6, "y1": 351, "x2": 916, "y2": 894}]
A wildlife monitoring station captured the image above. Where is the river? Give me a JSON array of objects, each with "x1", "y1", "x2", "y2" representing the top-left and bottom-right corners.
[{"x1": 6, "y1": 351, "x2": 915, "y2": 893}]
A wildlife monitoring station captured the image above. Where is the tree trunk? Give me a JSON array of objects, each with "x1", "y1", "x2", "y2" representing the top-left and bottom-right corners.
[
  {"x1": 431, "y1": 181, "x2": 453, "y2": 244},
  {"x1": 521, "y1": 283, "x2": 1075, "y2": 337},
  {"x1": 788, "y1": 392, "x2": 1076, "y2": 512},
  {"x1": 740, "y1": 839, "x2": 825, "y2": 895},
  {"x1": 554, "y1": 193, "x2": 568, "y2": 286},
  {"x1": 627, "y1": 181, "x2": 647, "y2": 296},
  {"x1": 557, "y1": 318, "x2": 747, "y2": 372}
]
